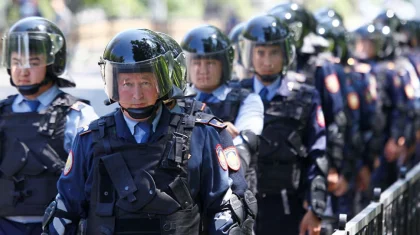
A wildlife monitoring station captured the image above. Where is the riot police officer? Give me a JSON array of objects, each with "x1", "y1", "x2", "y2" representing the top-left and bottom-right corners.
[
  {"x1": 159, "y1": 32, "x2": 257, "y2": 232},
  {"x1": 43, "y1": 29, "x2": 253, "y2": 235},
  {"x1": 180, "y1": 25, "x2": 264, "y2": 180},
  {"x1": 238, "y1": 14, "x2": 328, "y2": 235},
  {"x1": 350, "y1": 23, "x2": 413, "y2": 191},
  {"x1": 314, "y1": 7, "x2": 367, "y2": 224},
  {"x1": 0, "y1": 17, "x2": 98, "y2": 235},
  {"x1": 269, "y1": 3, "x2": 347, "y2": 197}
]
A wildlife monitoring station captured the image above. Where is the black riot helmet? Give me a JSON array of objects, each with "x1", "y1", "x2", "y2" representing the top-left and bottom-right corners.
[
  {"x1": 349, "y1": 23, "x2": 396, "y2": 61},
  {"x1": 314, "y1": 8, "x2": 349, "y2": 63},
  {"x1": 228, "y1": 22, "x2": 246, "y2": 65},
  {"x1": 157, "y1": 32, "x2": 187, "y2": 98},
  {"x1": 180, "y1": 25, "x2": 234, "y2": 84},
  {"x1": 400, "y1": 19, "x2": 420, "y2": 48},
  {"x1": 268, "y1": 3, "x2": 317, "y2": 50},
  {"x1": 99, "y1": 29, "x2": 174, "y2": 119},
  {"x1": 314, "y1": 8, "x2": 344, "y2": 24},
  {"x1": 240, "y1": 14, "x2": 296, "y2": 82},
  {"x1": 373, "y1": 10, "x2": 406, "y2": 44},
  {"x1": 2, "y1": 17, "x2": 74, "y2": 95}
]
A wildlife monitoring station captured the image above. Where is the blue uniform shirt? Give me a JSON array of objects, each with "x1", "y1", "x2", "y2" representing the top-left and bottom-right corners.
[
  {"x1": 194, "y1": 84, "x2": 264, "y2": 145},
  {"x1": 12, "y1": 85, "x2": 99, "y2": 152},
  {"x1": 51, "y1": 105, "x2": 237, "y2": 235}
]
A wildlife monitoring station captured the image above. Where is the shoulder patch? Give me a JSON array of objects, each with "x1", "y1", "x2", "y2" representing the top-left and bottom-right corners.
[
  {"x1": 223, "y1": 146, "x2": 240, "y2": 171},
  {"x1": 325, "y1": 74, "x2": 340, "y2": 94},
  {"x1": 316, "y1": 106, "x2": 326, "y2": 128},
  {"x1": 405, "y1": 84, "x2": 414, "y2": 100},
  {"x1": 393, "y1": 76, "x2": 401, "y2": 88},
  {"x1": 63, "y1": 150, "x2": 74, "y2": 176},
  {"x1": 215, "y1": 144, "x2": 228, "y2": 171},
  {"x1": 70, "y1": 101, "x2": 87, "y2": 111},
  {"x1": 387, "y1": 62, "x2": 395, "y2": 70},
  {"x1": 347, "y1": 92, "x2": 360, "y2": 110}
]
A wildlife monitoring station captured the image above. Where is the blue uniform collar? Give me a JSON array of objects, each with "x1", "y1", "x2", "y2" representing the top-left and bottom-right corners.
[
  {"x1": 122, "y1": 104, "x2": 162, "y2": 135},
  {"x1": 115, "y1": 104, "x2": 170, "y2": 143},
  {"x1": 252, "y1": 75, "x2": 282, "y2": 101},
  {"x1": 15, "y1": 84, "x2": 62, "y2": 107},
  {"x1": 193, "y1": 84, "x2": 231, "y2": 101}
]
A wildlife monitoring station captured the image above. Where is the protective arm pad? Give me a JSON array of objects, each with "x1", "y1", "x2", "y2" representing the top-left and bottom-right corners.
[
  {"x1": 225, "y1": 191, "x2": 257, "y2": 235},
  {"x1": 309, "y1": 176, "x2": 327, "y2": 218},
  {"x1": 239, "y1": 130, "x2": 259, "y2": 154},
  {"x1": 42, "y1": 200, "x2": 80, "y2": 234}
]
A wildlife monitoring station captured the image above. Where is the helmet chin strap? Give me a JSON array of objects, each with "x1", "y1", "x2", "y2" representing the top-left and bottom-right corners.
[
  {"x1": 10, "y1": 76, "x2": 51, "y2": 96},
  {"x1": 120, "y1": 101, "x2": 161, "y2": 120},
  {"x1": 254, "y1": 71, "x2": 281, "y2": 83}
]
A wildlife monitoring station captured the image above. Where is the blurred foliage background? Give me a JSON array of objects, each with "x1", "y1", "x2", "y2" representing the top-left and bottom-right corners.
[{"x1": 1, "y1": 0, "x2": 419, "y2": 77}]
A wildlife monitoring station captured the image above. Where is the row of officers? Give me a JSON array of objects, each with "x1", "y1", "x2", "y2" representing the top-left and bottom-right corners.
[{"x1": 1, "y1": 3, "x2": 420, "y2": 235}]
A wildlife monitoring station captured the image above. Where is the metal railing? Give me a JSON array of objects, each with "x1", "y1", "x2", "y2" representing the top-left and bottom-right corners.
[{"x1": 332, "y1": 163, "x2": 420, "y2": 235}]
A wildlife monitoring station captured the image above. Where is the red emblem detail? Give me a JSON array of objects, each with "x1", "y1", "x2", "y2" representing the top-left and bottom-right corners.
[
  {"x1": 316, "y1": 106, "x2": 326, "y2": 128},
  {"x1": 325, "y1": 74, "x2": 340, "y2": 93},
  {"x1": 63, "y1": 151, "x2": 74, "y2": 176},
  {"x1": 215, "y1": 144, "x2": 228, "y2": 171},
  {"x1": 347, "y1": 92, "x2": 360, "y2": 110},
  {"x1": 224, "y1": 146, "x2": 241, "y2": 171}
]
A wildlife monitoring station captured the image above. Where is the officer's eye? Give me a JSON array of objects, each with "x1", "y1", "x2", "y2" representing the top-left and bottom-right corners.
[
  {"x1": 270, "y1": 49, "x2": 281, "y2": 56},
  {"x1": 123, "y1": 82, "x2": 133, "y2": 87},
  {"x1": 141, "y1": 81, "x2": 151, "y2": 87},
  {"x1": 206, "y1": 60, "x2": 216, "y2": 65},
  {"x1": 192, "y1": 60, "x2": 201, "y2": 66},
  {"x1": 257, "y1": 50, "x2": 265, "y2": 57},
  {"x1": 30, "y1": 62, "x2": 40, "y2": 67}
]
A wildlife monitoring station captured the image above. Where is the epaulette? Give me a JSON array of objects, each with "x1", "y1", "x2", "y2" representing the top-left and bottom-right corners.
[
  {"x1": 195, "y1": 117, "x2": 227, "y2": 129},
  {"x1": 78, "y1": 125, "x2": 92, "y2": 136}
]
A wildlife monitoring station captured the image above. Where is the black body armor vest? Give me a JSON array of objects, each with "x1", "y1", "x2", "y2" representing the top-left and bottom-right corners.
[
  {"x1": 0, "y1": 93, "x2": 81, "y2": 216},
  {"x1": 241, "y1": 78, "x2": 314, "y2": 195},
  {"x1": 86, "y1": 112, "x2": 201, "y2": 235},
  {"x1": 204, "y1": 87, "x2": 250, "y2": 122}
]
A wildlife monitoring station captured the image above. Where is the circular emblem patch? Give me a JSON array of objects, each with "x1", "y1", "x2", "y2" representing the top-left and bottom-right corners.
[
  {"x1": 348, "y1": 92, "x2": 360, "y2": 110},
  {"x1": 316, "y1": 106, "x2": 326, "y2": 128},
  {"x1": 405, "y1": 84, "x2": 414, "y2": 99},
  {"x1": 224, "y1": 147, "x2": 240, "y2": 171},
  {"x1": 215, "y1": 144, "x2": 228, "y2": 171},
  {"x1": 325, "y1": 74, "x2": 340, "y2": 94},
  {"x1": 63, "y1": 151, "x2": 74, "y2": 176}
]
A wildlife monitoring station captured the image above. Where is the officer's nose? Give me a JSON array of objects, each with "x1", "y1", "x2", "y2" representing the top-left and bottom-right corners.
[{"x1": 132, "y1": 86, "x2": 143, "y2": 100}]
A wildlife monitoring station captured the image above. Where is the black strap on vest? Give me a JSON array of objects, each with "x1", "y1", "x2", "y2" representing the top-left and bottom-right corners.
[{"x1": 89, "y1": 111, "x2": 197, "y2": 234}]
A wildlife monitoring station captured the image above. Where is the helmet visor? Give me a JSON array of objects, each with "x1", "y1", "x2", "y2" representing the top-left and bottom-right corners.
[
  {"x1": 100, "y1": 51, "x2": 174, "y2": 102},
  {"x1": 185, "y1": 50, "x2": 230, "y2": 83},
  {"x1": 2, "y1": 32, "x2": 64, "y2": 69},
  {"x1": 172, "y1": 52, "x2": 187, "y2": 91},
  {"x1": 239, "y1": 37, "x2": 295, "y2": 73}
]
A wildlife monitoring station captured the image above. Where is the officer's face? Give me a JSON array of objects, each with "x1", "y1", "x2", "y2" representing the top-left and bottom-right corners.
[
  {"x1": 10, "y1": 52, "x2": 47, "y2": 86},
  {"x1": 189, "y1": 58, "x2": 222, "y2": 93},
  {"x1": 118, "y1": 72, "x2": 159, "y2": 109},
  {"x1": 354, "y1": 39, "x2": 376, "y2": 60},
  {"x1": 252, "y1": 45, "x2": 283, "y2": 76}
]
